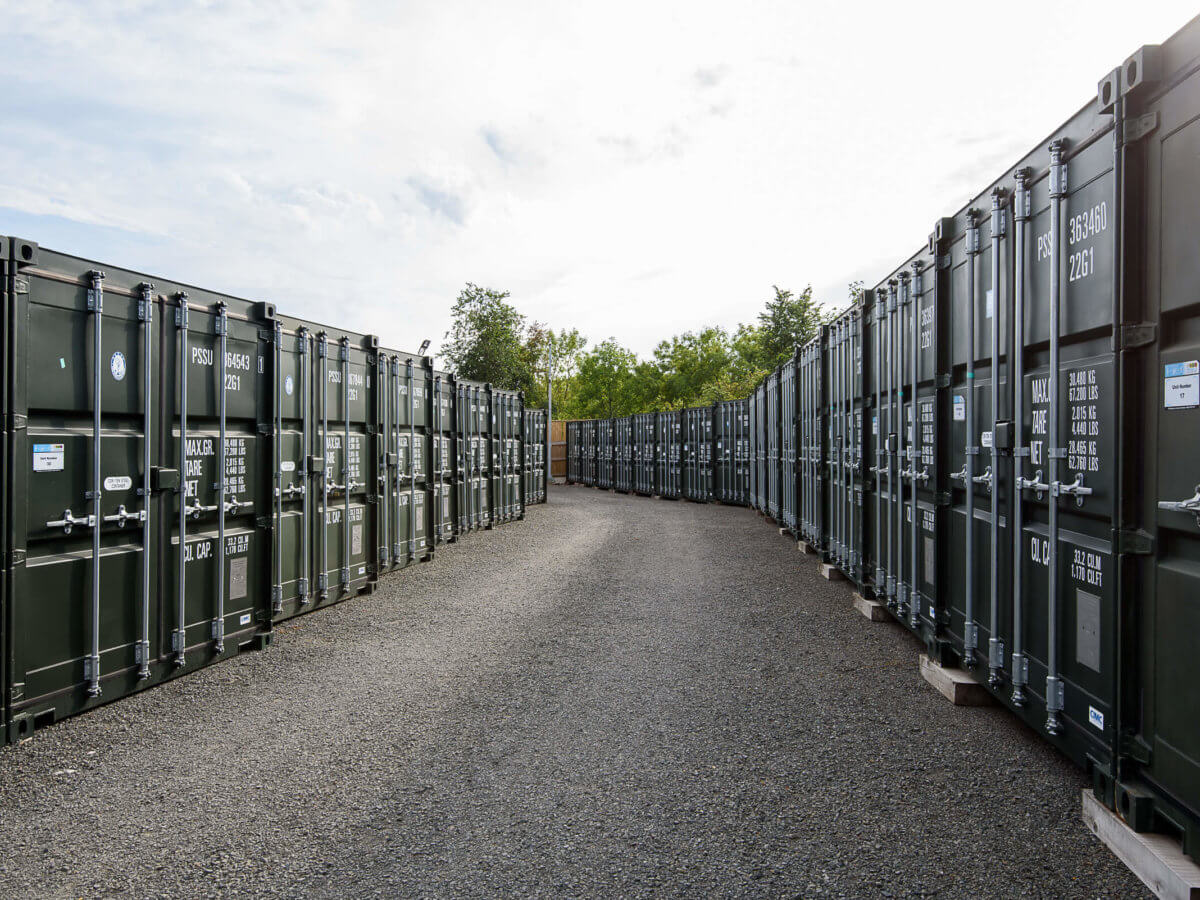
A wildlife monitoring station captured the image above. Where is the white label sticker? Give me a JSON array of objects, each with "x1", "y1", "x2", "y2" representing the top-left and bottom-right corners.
[
  {"x1": 110, "y1": 351, "x2": 127, "y2": 381},
  {"x1": 985, "y1": 288, "x2": 993, "y2": 320},
  {"x1": 281, "y1": 461, "x2": 296, "y2": 472},
  {"x1": 239, "y1": 613, "x2": 252, "y2": 626},
  {"x1": 103, "y1": 475, "x2": 132, "y2": 491},
  {"x1": 1164, "y1": 360, "x2": 1199, "y2": 409},
  {"x1": 285, "y1": 375, "x2": 294, "y2": 396},
  {"x1": 33, "y1": 443, "x2": 65, "y2": 472},
  {"x1": 981, "y1": 431, "x2": 993, "y2": 448},
  {"x1": 872, "y1": 415, "x2": 878, "y2": 435},
  {"x1": 952, "y1": 395, "x2": 965, "y2": 421},
  {"x1": 1088, "y1": 706, "x2": 1104, "y2": 731}
]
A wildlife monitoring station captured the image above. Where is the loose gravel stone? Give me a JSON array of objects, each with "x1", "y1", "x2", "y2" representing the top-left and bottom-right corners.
[{"x1": 0, "y1": 488, "x2": 1145, "y2": 898}]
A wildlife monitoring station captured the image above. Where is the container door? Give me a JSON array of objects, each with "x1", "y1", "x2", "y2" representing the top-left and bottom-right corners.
[{"x1": 1134, "y1": 62, "x2": 1200, "y2": 841}]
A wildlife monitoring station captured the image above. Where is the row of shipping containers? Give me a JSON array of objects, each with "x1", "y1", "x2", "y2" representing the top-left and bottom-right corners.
[
  {"x1": 0, "y1": 238, "x2": 547, "y2": 743},
  {"x1": 567, "y1": 19, "x2": 1200, "y2": 863}
]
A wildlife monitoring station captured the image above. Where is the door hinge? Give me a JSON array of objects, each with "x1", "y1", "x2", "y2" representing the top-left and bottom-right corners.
[
  {"x1": 11, "y1": 413, "x2": 26, "y2": 430},
  {"x1": 13, "y1": 276, "x2": 29, "y2": 295},
  {"x1": 1122, "y1": 112, "x2": 1158, "y2": 145},
  {"x1": 9, "y1": 549, "x2": 26, "y2": 566},
  {"x1": 935, "y1": 491, "x2": 952, "y2": 506},
  {"x1": 936, "y1": 375, "x2": 951, "y2": 389},
  {"x1": 256, "y1": 515, "x2": 271, "y2": 530},
  {"x1": 1114, "y1": 528, "x2": 1154, "y2": 555},
  {"x1": 1120, "y1": 732, "x2": 1153, "y2": 765},
  {"x1": 1116, "y1": 323, "x2": 1156, "y2": 350},
  {"x1": 257, "y1": 423, "x2": 272, "y2": 435},
  {"x1": 10, "y1": 683, "x2": 24, "y2": 702}
]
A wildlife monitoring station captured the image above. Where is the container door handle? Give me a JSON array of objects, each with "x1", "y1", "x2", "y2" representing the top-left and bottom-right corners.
[{"x1": 1158, "y1": 485, "x2": 1200, "y2": 526}]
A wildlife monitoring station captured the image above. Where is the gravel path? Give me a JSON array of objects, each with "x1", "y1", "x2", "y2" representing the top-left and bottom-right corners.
[{"x1": 0, "y1": 487, "x2": 1143, "y2": 898}]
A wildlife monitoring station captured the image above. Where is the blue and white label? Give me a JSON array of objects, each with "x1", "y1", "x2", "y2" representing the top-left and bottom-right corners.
[
  {"x1": 284, "y1": 374, "x2": 294, "y2": 396},
  {"x1": 1164, "y1": 360, "x2": 1199, "y2": 409},
  {"x1": 238, "y1": 613, "x2": 252, "y2": 626},
  {"x1": 110, "y1": 351, "x2": 127, "y2": 382},
  {"x1": 952, "y1": 395, "x2": 965, "y2": 421},
  {"x1": 1088, "y1": 706, "x2": 1105, "y2": 731},
  {"x1": 32, "y1": 443, "x2": 65, "y2": 472}
]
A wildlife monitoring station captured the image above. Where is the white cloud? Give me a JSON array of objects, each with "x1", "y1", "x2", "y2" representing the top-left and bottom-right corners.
[{"x1": 0, "y1": 0, "x2": 1194, "y2": 358}]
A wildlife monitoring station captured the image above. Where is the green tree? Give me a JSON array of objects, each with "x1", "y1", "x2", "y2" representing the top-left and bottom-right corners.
[
  {"x1": 442, "y1": 283, "x2": 533, "y2": 392},
  {"x1": 738, "y1": 285, "x2": 825, "y2": 372},
  {"x1": 572, "y1": 339, "x2": 639, "y2": 418},
  {"x1": 652, "y1": 327, "x2": 736, "y2": 409},
  {"x1": 523, "y1": 324, "x2": 587, "y2": 411}
]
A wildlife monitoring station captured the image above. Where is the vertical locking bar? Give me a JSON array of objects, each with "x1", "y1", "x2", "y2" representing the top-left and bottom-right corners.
[
  {"x1": 989, "y1": 188, "x2": 1007, "y2": 686},
  {"x1": 874, "y1": 293, "x2": 884, "y2": 591},
  {"x1": 434, "y1": 375, "x2": 443, "y2": 543},
  {"x1": 174, "y1": 293, "x2": 189, "y2": 666},
  {"x1": 848, "y1": 312, "x2": 857, "y2": 574},
  {"x1": 407, "y1": 359, "x2": 416, "y2": 561},
  {"x1": 897, "y1": 273, "x2": 910, "y2": 615},
  {"x1": 87, "y1": 270, "x2": 105, "y2": 696},
  {"x1": 213, "y1": 301, "x2": 227, "y2": 653},
  {"x1": 964, "y1": 208, "x2": 982, "y2": 665},
  {"x1": 273, "y1": 320, "x2": 283, "y2": 614},
  {"x1": 318, "y1": 332, "x2": 329, "y2": 599},
  {"x1": 886, "y1": 280, "x2": 898, "y2": 603},
  {"x1": 341, "y1": 337, "x2": 350, "y2": 588},
  {"x1": 298, "y1": 329, "x2": 310, "y2": 604},
  {"x1": 1010, "y1": 169, "x2": 1032, "y2": 704},
  {"x1": 138, "y1": 282, "x2": 153, "y2": 678},
  {"x1": 910, "y1": 264, "x2": 923, "y2": 630},
  {"x1": 1045, "y1": 142, "x2": 1068, "y2": 734}
]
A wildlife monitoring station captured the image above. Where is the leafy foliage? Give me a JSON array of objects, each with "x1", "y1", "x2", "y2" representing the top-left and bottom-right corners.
[{"x1": 440, "y1": 281, "x2": 842, "y2": 418}]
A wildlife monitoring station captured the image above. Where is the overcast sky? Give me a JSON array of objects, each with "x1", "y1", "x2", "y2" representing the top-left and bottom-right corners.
[{"x1": 1, "y1": 1, "x2": 1195, "y2": 361}]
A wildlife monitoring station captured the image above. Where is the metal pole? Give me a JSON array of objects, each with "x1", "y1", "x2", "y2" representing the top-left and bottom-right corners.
[
  {"x1": 175, "y1": 293, "x2": 189, "y2": 667},
  {"x1": 964, "y1": 209, "x2": 981, "y2": 666},
  {"x1": 138, "y1": 282, "x2": 153, "y2": 679},
  {"x1": 1011, "y1": 169, "x2": 1032, "y2": 705},
  {"x1": 988, "y1": 187, "x2": 1006, "y2": 687},
  {"x1": 87, "y1": 270, "x2": 104, "y2": 696}
]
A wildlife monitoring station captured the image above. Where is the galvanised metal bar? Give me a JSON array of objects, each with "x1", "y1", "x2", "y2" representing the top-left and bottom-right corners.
[
  {"x1": 873, "y1": 293, "x2": 884, "y2": 594},
  {"x1": 886, "y1": 280, "x2": 897, "y2": 607},
  {"x1": 406, "y1": 359, "x2": 416, "y2": 563},
  {"x1": 273, "y1": 319, "x2": 284, "y2": 614},
  {"x1": 341, "y1": 337, "x2": 350, "y2": 590},
  {"x1": 988, "y1": 188, "x2": 1007, "y2": 688},
  {"x1": 1011, "y1": 169, "x2": 1032, "y2": 706},
  {"x1": 1045, "y1": 141, "x2": 1067, "y2": 734},
  {"x1": 299, "y1": 328, "x2": 311, "y2": 604},
  {"x1": 138, "y1": 282, "x2": 153, "y2": 679},
  {"x1": 963, "y1": 209, "x2": 982, "y2": 667},
  {"x1": 214, "y1": 301, "x2": 228, "y2": 654},
  {"x1": 909, "y1": 262, "x2": 929, "y2": 630},
  {"x1": 174, "y1": 292, "x2": 190, "y2": 666},
  {"x1": 318, "y1": 331, "x2": 329, "y2": 600},
  {"x1": 86, "y1": 269, "x2": 104, "y2": 696},
  {"x1": 897, "y1": 273, "x2": 909, "y2": 616},
  {"x1": 847, "y1": 312, "x2": 858, "y2": 578}
]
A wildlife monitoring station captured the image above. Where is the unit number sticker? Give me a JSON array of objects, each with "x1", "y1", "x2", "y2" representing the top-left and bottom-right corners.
[
  {"x1": 952, "y1": 395, "x2": 965, "y2": 422},
  {"x1": 1164, "y1": 360, "x2": 1199, "y2": 409},
  {"x1": 33, "y1": 443, "x2": 65, "y2": 472}
]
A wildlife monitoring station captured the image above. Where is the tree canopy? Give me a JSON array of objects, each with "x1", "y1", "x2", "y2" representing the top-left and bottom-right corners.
[{"x1": 439, "y1": 281, "x2": 842, "y2": 417}]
